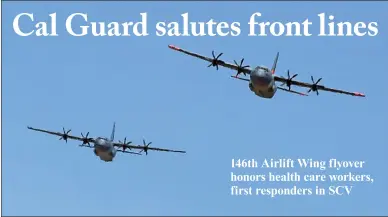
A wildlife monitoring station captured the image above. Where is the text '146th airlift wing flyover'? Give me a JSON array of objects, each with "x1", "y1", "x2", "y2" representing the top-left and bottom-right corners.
[
  {"x1": 27, "y1": 122, "x2": 186, "y2": 162},
  {"x1": 168, "y1": 45, "x2": 365, "y2": 98}
]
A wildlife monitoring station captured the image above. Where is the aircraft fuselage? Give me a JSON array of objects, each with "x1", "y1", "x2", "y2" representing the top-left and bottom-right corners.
[
  {"x1": 93, "y1": 137, "x2": 116, "y2": 162},
  {"x1": 249, "y1": 66, "x2": 277, "y2": 98}
]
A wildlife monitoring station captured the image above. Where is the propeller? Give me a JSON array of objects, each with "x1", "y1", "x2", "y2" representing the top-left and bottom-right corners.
[
  {"x1": 307, "y1": 76, "x2": 322, "y2": 95},
  {"x1": 118, "y1": 137, "x2": 132, "y2": 152},
  {"x1": 207, "y1": 51, "x2": 223, "y2": 70},
  {"x1": 59, "y1": 127, "x2": 71, "y2": 143},
  {"x1": 233, "y1": 58, "x2": 250, "y2": 77},
  {"x1": 280, "y1": 70, "x2": 298, "y2": 91},
  {"x1": 139, "y1": 139, "x2": 152, "y2": 155},
  {"x1": 80, "y1": 132, "x2": 92, "y2": 147}
]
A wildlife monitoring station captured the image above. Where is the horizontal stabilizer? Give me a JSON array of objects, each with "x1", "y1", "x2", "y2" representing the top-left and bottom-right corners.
[
  {"x1": 231, "y1": 75, "x2": 250, "y2": 82},
  {"x1": 277, "y1": 86, "x2": 308, "y2": 96}
]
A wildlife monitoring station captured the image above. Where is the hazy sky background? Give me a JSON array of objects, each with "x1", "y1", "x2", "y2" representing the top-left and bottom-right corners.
[{"x1": 3, "y1": 2, "x2": 388, "y2": 216}]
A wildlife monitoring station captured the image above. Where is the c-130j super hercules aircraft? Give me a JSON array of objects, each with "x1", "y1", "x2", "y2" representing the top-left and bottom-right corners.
[
  {"x1": 168, "y1": 45, "x2": 365, "y2": 98},
  {"x1": 27, "y1": 122, "x2": 186, "y2": 162}
]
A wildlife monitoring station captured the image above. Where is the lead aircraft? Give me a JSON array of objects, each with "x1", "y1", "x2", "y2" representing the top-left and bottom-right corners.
[
  {"x1": 168, "y1": 45, "x2": 365, "y2": 98},
  {"x1": 27, "y1": 122, "x2": 186, "y2": 162}
]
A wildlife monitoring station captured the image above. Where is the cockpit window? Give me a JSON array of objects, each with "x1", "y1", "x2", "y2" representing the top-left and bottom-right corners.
[{"x1": 96, "y1": 137, "x2": 107, "y2": 140}]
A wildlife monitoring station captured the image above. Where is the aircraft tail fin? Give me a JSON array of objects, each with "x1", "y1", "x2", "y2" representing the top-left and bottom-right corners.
[
  {"x1": 110, "y1": 122, "x2": 116, "y2": 141},
  {"x1": 271, "y1": 52, "x2": 279, "y2": 74}
]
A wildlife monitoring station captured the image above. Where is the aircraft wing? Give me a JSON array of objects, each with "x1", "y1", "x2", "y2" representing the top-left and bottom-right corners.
[
  {"x1": 274, "y1": 75, "x2": 366, "y2": 97},
  {"x1": 168, "y1": 44, "x2": 267, "y2": 75},
  {"x1": 113, "y1": 142, "x2": 143, "y2": 155},
  {"x1": 113, "y1": 140, "x2": 186, "y2": 154},
  {"x1": 27, "y1": 126, "x2": 94, "y2": 143}
]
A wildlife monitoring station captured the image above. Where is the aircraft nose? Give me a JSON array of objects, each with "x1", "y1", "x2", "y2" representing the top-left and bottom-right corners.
[{"x1": 251, "y1": 73, "x2": 268, "y2": 85}]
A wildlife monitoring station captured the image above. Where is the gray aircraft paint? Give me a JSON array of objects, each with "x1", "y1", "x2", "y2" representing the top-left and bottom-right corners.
[
  {"x1": 248, "y1": 52, "x2": 279, "y2": 98},
  {"x1": 93, "y1": 122, "x2": 117, "y2": 162}
]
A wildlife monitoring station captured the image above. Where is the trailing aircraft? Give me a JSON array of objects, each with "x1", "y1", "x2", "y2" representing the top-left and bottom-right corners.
[{"x1": 27, "y1": 122, "x2": 186, "y2": 162}]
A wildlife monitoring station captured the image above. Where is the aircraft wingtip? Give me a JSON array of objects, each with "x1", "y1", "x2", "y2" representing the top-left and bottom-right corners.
[
  {"x1": 354, "y1": 92, "x2": 366, "y2": 97},
  {"x1": 168, "y1": 44, "x2": 180, "y2": 51}
]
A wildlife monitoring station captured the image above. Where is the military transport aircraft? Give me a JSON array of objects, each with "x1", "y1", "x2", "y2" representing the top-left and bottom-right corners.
[
  {"x1": 168, "y1": 45, "x2": 365, "y2": 98},
  {"x1": 27, "y1": 122, "x2": 186, "y2": 162}
]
